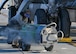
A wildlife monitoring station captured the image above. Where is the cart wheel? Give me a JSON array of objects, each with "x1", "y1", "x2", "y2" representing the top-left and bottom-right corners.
[
  {"x1": 58, "y1": 8, "x2": 71, "y2": 37},
  {"x1": 12, "y1": 45, "x2": 18, "y2": 48},
  {"x1": 7, "y1": 40, "x2": 12, "y2": 44},
  {"x1": 18, "y1": 40, "x2": 22, "y2": 48},
  {"x1": 22, "y1": 43, "x2": 31, "y2": 51},
  {"x1": 12, "y1": 40, "x2": 18, "y2": 48},
  {"x1": 12, "y1": 40, "x2": 22, "y2": 48},
  {"x1": 7, "y1": 42, "x2": 12, "y2": 44},
  {"x1": 44, "y1": 45, "x2": 53, "y2": 51}
]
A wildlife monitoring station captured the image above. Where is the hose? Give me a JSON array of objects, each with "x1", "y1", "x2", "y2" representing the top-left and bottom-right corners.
[
  {"x1": 41, "y1": 22, "x2": 57, "y2": 37},
  {"x1": 41, "y1": 22, "x2": 64, "y2": 42},
  {"x1": 57, "y1": 30, "x2": 64, "y2": 40}
]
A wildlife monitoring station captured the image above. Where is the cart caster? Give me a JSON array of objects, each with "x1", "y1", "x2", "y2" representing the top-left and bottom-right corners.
[
  {"x1": 12, "y1": 41, "x2": 22, "y2": 48},
  {"x1": 12, "y1": 40, "x2": 19, "y2": 48},
  {"x1": 18, "y1": 40, "x2": 22, "y2": 48},
  {"x1": 44, "y1": 45, "x2": 53, "y2": 51},
  {"x1": 12, "y1": 42, "x2": 18, "y2": 48},
  {"x1": 22, "y1": 43, "x2": 31, "y2": 51},
  {"x1": 12, "y1": 45, "x2": 18, "y2": 48},
  {"x1": 7, "y1": 41, "x2": 12, "y2": 44},
  {"x1": 7, "y1": 42, "x2": 12, "y2": 44},
  {"x1": 11, "y1": 36, "x2": 22, "y2": 48}
]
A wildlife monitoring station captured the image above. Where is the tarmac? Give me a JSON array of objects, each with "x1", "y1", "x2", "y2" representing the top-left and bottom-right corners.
[{"x1": 0, "y1": 36, "x2": 76, "y2": 54}]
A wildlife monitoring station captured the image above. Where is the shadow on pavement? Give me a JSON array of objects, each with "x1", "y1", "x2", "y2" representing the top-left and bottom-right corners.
[{"x1": 0, "y1": 49, "x2": 20, "y2": 53}]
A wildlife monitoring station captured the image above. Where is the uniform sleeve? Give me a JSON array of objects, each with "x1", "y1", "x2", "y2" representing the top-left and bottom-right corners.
[{"x1": 56, "y1": 0, "x2": 76, "y2": 8}]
